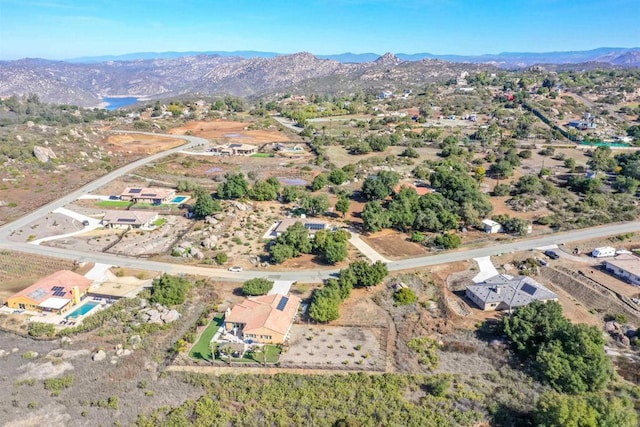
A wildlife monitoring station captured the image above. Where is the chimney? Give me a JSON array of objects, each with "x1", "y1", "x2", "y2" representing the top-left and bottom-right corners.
[{"x1": 71, "y1": 286, "x2": 81, "y2": 305}]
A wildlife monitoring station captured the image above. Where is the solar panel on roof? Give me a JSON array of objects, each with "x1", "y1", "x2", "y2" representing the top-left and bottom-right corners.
[
  {"x1": 53, "y1": 290, "x2": 67, "y2": 297},
  {"x1": 128, "y1": 188, "x2": 142, "y2": 193},
  {"x1": 141, "y1": 193, "x2": 155, "y2": 197},
  {"x1": 118, "y1": 218, "x2": 137, "y2": 223},
  {"x1": 52, "y1": 286, "x2": 64, "y2": 292},
  {"x1": 230, "y1": 143, "x2": 242, "y2": 148},
  {"x1": 305, "y1": 223, "x2": 325, "y2": 230},
  {"x1": 520, "y1": 283, "x2": 538, "y2": 296},
  {"x1": 28, "y1": 288, "x2": 48, "y2": 300},
  {"x1": 276, "y1": 296, "x2": 289, "y2": 311}
]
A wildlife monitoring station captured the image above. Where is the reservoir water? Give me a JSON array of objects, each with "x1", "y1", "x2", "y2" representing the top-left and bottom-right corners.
[{"x1": 103, "y1": 97, "x2": 139, "y2": 110}]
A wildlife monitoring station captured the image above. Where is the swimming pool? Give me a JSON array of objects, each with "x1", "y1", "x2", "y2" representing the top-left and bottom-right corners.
[
  {"x1": 171, "y1": 196, "x2": 189, "y2": 204},
  {"x1": 66, "y1": 301, "x2": 99, "y2": 319}
]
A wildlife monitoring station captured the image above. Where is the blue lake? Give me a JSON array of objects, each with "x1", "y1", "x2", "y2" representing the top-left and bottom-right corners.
[{"x1": 103, "y1": 97, "x2": 140, "y2": 110}]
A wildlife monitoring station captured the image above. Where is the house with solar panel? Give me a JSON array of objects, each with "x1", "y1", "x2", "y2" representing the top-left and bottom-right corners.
[
  {"x1": 273, "y1": 218, "x2": 329, "y2": 238},
  {"x1": 120, "y1": 187, "x2": 176, "y2": 204},
  {"x1": 209, "y1": 143, "x2": 258, "y2": 156},
  {"x1": 101, "y1": 210, "x2": 159, "y2": 229},
  {"x1": 465, "y1": 274, "x2": 558, "y2": 311},
  {"x1": 5, "y1": 270, "x2": 92, "y2": 314},
  {"x1": 224, "y1": 293, "x2": 301, "y2": 344}
]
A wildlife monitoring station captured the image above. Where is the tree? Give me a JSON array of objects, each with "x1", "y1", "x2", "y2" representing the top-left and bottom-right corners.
[
  {"x1": 242, "y1": 278, "x2": 274, "y2": 296},
  {"x1": 192, "y1": 188, "x2": 221, "y2": 219},
  {"x1": 218, "y1": 172, "x2": 249, "y2": 199},
  {"x1": 281, "y1": 185, "x2": 302, "y2": 203},
  {"x1": 250, "y1": 180, "x2": 278, "y2": 201},
  {"x1": 322, "y1": 239, "x2": 348, "y2": 264},
  {"x1": 308, "y1": 287, "x2": 340, "y2": 322},
  {"x1": 335, "y1": 196, "x2": 351, "y2": 218},
  {"x1": 587, "y1": 146, "x2": 616, "y2": 173},
  {"x1": 300, "y1": 194, "x2": 330, "y2": 216},
  {"x1": 347, "y1": 260, "x2": 388, "y2": 287},
  {"x1": 311, "y1": 174, "x2": 329, "y2": 191},
  {"x1": 431, "y1": 233, "x2": 462, "y2": 249},
  {"x1": 328, "y1": 169, "x2": 348, "y2": 185},
  {"x1": 361, "y1": 200, "x2": 391, "y2": 232},
  {"x1": 536, "y1": 392, "x2": 637, "y2": 427},
  {"x1": 401, "y1": 146, "x2": 420, "y2": 158},
  {"x1": 361, "y1": 171, "x2": 400, "y2": 201},
  {"x1": 215, "y1": 252, "x2": 228, "y2": 265},
  {"x1": 150, "y1": 274, "x2": 191, "y2": 305},
  {"x1": 270, "y1": 242, "x2": 295, "y2": 264}
]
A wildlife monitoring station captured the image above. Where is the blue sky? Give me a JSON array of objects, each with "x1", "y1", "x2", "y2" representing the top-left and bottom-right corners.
[{"x1": 0, "y1": 0, "x2": 638, "y2": 60}]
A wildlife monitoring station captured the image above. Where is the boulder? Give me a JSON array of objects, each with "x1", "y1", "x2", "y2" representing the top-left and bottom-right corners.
[
  {"x1": 234, "y1": 231, "x2": 245, "y2": 238},
  {"x1": 147, "y1": 310, "x2": 162, "y2": 324},
  {"x1": 92, "y1": 350, "x2": 107, "y2": 361},
  {"x1": 128, "y1": 335, "x2": 142, "y2": 348},
  {"x1": 0, "y1": 349, "x2": 7, "y2": 358},
  {"x1": 116, "y1": 348, "x2": 132, "y2": 357},
  {"x1": 33, "y1": 146, "x2": 57, "y2": 163},
  {"x1": 161, "y1": 309, "x2": 181, "y2": 323},
  {"x1": 605, "y1": 321, "x2": 618, "y2": 333}
]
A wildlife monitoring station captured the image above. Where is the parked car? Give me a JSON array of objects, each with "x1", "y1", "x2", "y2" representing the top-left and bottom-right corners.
[
  {"x1": 544, "y1": 250, "x2": 560, "y2": 260},
  {"x1": 108, "y1": 195, "x2": 120, "y2": 200},
  {"x1": 536, "y1": 258, "x2": 548, "y2": 266},
  {"x1": 228, "y1": 266, "x2": 243, "y2": 272},
  {"x1": 82, "y1": 220, "x2": 90, "y2": 226}
]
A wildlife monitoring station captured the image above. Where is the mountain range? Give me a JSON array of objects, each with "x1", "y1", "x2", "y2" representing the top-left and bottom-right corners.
[{"x1": 0, "y1": 47, "x2": 638, "y2": 107}]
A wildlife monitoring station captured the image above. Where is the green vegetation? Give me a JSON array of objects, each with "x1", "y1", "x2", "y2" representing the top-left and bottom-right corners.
[
  {"x1": 242, "y1": 278, "x2": 274, "y2": 296},
  {"x1": 136, "y1": 373, "x2": 485, "y2": 427},
  {"x1": 309, "y1": 260, "x2": 388, "y2": 322},
  {"x1": 251, "y1": 152, "x2": 274, "y2": 158},
  {"x1": 192, "y1": 187, "x2": 221, "y2": 218},
  {"x1": 502, "y1": 301, "x2": 611, "y2": 393},
  {"x1": 535, "y1": 391, "x2": 637, "y2": 427},
  {"x1": 217, "y1": 172, "x2": 250, "y2": 199},
  {"x1": 393, "y1": 287, "x2": 418, "y2": 306},
  {"x1": 269, "y1": 222, "x2": 349, "y2": 265},
  {"x1": 27, "y1": 322, "x2": 55, "y2": 338},
  {"x1": 44, "y1": 374, "x2": 74, "y2": 396},
  {"x1": 407, "y1": 336, "x2": 440, "y2": 370},
  {"x1": 95, "y1": 200, "x2": 132, "y2": 207},
  {"x1": 150, "y1": 274, "x2": 191, "y2": 306},
  {"x1": 189, "y1": 315, "x2": 224, "y2": 361},
  {"x1": 214, "y1": 252, "x2": 228, "y2": 265}
]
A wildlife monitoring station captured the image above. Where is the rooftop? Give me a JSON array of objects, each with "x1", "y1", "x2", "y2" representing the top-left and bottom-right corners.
[
  {"x1": 274, "y1": 218, "x2": 329, "y2": 235},
  {"x1": 9, "y1": 270, "x2": 92, "y2": 304},
  {"x1": 121, "y1": 187, "x2": 175, "y2": 199},
  {"x1": 604, "y1": 253, "x2": 640, "y2": 276},
  {"x1": 467, "y1": 274, "x2": 557, "y2": 309},
  {"x1": 226, "y1": 293, "x2": 301, "y2": 336}
]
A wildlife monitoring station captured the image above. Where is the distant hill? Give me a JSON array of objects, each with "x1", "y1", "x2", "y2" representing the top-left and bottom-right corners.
[
  {"x1": 67, "y1": 47, "x2": 640, "y2": 67},
  {"x1": 1, "y1": 47, "x2": 638, "y2": 107}
]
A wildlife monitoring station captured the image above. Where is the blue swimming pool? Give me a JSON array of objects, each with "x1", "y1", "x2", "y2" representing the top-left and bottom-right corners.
[
  {"x1": 66, "y1": 301, "x2": 99, "y2": 319},
  {"x1": 171, "y1": 196, "x2": 189, "y2": 203}
]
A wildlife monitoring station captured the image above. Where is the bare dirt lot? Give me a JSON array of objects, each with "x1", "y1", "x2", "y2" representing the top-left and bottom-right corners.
[
  {"x1": 106, "y1": 133, "x2": 186, "y2": 154},
  {"x1": 169, "y1": 120, "x2": 297, "y2": 144},
  {"x1": 362, "y1": 229, "x2": 427, "y2": 259},
  {"x1": 281, "y1": 325, "x2": 385, "y2": 371}
]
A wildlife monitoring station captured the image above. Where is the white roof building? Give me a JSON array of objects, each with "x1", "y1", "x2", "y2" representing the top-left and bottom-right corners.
[{"x1": 466, "y1": 274, "x2": 558, "y2": 311}]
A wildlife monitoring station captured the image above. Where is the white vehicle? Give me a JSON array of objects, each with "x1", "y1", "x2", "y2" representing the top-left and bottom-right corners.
[
  {"x1": 228, "y1": 266, "x2": 243, "y2": 272},
  {"x1": 592, "y1": 247, "x2": 616, "y2": 258}
]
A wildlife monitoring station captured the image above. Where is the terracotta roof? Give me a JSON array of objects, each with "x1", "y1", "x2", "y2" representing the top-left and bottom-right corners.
[
  {"x1": 9, "y1": 270, "x2": 92, "y2": 304},
  {"x1": 226, "y1": 293, "x2": 301, "y2": 337}
]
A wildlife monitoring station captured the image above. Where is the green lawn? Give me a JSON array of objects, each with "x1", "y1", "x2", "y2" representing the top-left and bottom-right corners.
[
  {"x1": 95, "y1": 200, "x2": 132, "y2": 207},
  {"x1": 251, "y1": 153, "x2": 274, "y2": 158},
  {"x1": 153, "y1": 218, "x2": 167, "y2": 227},
  {"x1": 189, "y1": 315, "x2": 224, "y2": 361}
]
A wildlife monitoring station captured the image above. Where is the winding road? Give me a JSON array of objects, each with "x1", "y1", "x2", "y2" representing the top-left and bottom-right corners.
[{"x1": 1, "y1": 131, "x2": 639, "y2": 283}]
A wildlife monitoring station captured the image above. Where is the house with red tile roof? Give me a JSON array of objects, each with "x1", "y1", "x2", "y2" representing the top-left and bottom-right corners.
[
  {"x1": 6, "y1": 270, "x2": 92, "y2": 314},
  {"x1": 224, "y1": 293, "x2": 301, "y2": 344}
]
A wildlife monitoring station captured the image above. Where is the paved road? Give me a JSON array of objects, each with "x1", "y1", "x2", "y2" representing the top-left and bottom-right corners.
[
  {"x1": 0, "y1": 132, "x2": 207, "y2": 241},
  {"x1": 272, "y1": 116, "x2": 303, "y2": 133},
  {"x1": 2, "y1": 130, "x2": 640, "y2": 284}
]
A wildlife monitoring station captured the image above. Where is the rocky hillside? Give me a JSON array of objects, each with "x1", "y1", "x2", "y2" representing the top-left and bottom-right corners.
[{"x1": 0, "y1": 53, "x2": 494, "y2": 107}]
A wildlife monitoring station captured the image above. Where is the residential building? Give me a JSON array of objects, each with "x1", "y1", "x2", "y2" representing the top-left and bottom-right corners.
[
  {"x1": 102, "y1": 210, "x2": 159, "y2": 229},
  {"x1": 6, "y1": 270, "x2": 92, "y2": 314},
  {"x1": 482, "y1": 219, "x2": 503, "y2": 234},
  {"x1": 273, "y1": 218, "x2": 329, "y2": 237},
  {"x1": 209, "y1": 143, "x2": 258, "y2": 156},
  {"x1": 224, "y1": 293, "x2": 301, "y2": 344},
  {"x1": 466, "y1": 274, "x2": 558, "y2": 311},
  {"x1": 120, "y1": 187, "x2": 176, "y2": 204},
  {"x1": 603, "y1": 253, "x2": 640, "y2": 286}
]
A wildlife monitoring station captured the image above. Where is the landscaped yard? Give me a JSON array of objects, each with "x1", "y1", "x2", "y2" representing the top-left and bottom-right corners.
[
  {"x1": 189, "y1": 314, "x2": 224, "y2": 361},
  {"x1": 95, "y1": 200, "x2": 132, "y2": 207},
  {"x1": 214, "y1": 343, "x2": 282, "y2": 364}
]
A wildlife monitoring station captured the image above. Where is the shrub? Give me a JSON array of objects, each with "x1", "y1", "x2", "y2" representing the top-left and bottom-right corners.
[
  {"x1": 28, "y1": 322, "x2": 55, "y2": 337},
  {"x1": 150, "y1": 274, "x2": 191, "y2": 306},
  {"x1": 407, "y1": 337, "x2": 439, "y2": 370},
  {"x1": 394, "y1": 288, "x2": 418, "y2": 306},
  {"x1": 215, "y1": 252, "x2": 228, "y2": 265},
  {"x1": 242, "y1": 278, "x2": 274, "y2": 296}
]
